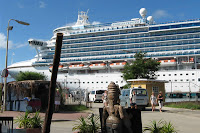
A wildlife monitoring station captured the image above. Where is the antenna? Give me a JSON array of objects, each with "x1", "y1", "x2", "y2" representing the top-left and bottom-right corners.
[
  {"x1": 11, "y1": 52, "x2": 15, "y2": 64},
  {"x1": 86, "y1": 9, "x2": 89, "y2": 15}
]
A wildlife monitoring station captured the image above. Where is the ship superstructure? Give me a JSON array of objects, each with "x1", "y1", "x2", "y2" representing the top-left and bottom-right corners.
[{"x1": 8, "y1": 8, "x2": 200, "y2": 93}]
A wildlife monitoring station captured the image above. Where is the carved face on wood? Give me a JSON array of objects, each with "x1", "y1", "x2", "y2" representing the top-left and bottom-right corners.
[{"x1": 107, "y1": 82, "x2": 120, "y2": 104}]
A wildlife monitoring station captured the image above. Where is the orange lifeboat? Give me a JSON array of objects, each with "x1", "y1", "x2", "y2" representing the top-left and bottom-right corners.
[
  {"x1": 49, "y1": 65, "x2": 64, "y2": 72},
  {"x1": 158, "y1": 59, "x2": 176, "y2": 66},
  {"x1": 110, "y1": 62, "x2": 126, "y2": 69},
  {"x1": 189, "y1": 58, "x2": 194, "y2": 62},
  {"x1": 89, "y1": 63, "x2": 106, "y2": 70},
  {"x1": 69, "y1": 64, "x2": 84, "y2": 70}
]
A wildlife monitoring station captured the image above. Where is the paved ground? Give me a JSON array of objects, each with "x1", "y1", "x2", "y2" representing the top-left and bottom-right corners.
[
  {"x1": 141, "y1": 107, "x2": 200, "y2": 133},
  {"x1": 1, "y1": 102, "x2": 200, "y2": 133}
]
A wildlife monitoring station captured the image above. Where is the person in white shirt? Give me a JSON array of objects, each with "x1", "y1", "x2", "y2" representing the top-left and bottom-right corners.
[
  {"x1": 102, "y1": 90, "x2": 108, "y2": 107},
  {"x1": 55, "y1": 89, "x2": 61, "y2": 112},
  {"x1": 130, "y1": 90, "x2": 137, "y2": 109},
  {"x1": 150, "y1": 92, "x2": 157, "y2": 112}
]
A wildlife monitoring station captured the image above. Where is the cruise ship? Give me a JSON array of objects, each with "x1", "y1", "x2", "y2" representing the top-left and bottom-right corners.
[{"x1": 7, "y1": 8, "x2": 200, "y2": 93}]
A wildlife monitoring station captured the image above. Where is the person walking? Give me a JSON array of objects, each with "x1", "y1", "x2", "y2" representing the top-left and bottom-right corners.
[
  {"x1": 130, "y1": 90, "x2": 137, "y2": 109},
  {"x1": 157, "y1": 91, "x2": 164, "y2": 112},
  {"x1": 102, "y1": 90, "x2": 108, "y2": 107},
  {"x1": 150, "y1": 92, "x2": 157, "y2": 112},
  {"x1": 55, "y1": 89, "x2": 61, "y2": 112}
]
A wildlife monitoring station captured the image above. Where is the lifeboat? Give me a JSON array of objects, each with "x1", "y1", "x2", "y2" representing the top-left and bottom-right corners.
[
  {"x1": 158, "y1": 59, "x2": 176, "y2": 66},
  {"x1": 89, "y1": 63, "x2": 106, "y2": 70},
  {"x1": 110, "y1": 62, "x2": 126, "y2": 69},
  {"x1": 181, "y1": 58, "x2": 194, "y2": 64},
  {"x1": 69, "y1": 64, "x2": 84, "y2": 70},
  {"x1": 49, "y1": 65, "x2": 64, "y2": 72}
]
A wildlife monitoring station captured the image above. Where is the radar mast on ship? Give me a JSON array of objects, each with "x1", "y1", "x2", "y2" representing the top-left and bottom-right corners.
[{"x1": 75, "y1": 10, "x2": 90, "y2": 26}]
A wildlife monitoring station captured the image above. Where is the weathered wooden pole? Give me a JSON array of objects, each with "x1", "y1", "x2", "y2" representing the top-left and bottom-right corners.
[{"x1": 43, "y1": 33, "x2": 63, "y2": 133}]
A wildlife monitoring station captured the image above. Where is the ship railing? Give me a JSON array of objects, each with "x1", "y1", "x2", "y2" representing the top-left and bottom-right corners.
[{"x1": 151, "y1": 18, "x2": 200, "y2": 25}]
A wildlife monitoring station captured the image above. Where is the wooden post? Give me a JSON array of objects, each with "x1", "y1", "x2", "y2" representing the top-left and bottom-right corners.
[{"x1": 43, "y1": 33, "x2": 63, "y2": 133}]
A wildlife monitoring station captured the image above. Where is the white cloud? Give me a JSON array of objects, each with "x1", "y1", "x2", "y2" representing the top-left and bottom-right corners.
[
  {"x1": 17, "y1": 3, "x2": 24, "y2": 8},
  {"x1": 39, "y1": 1, "x2": 46, "y2": 8},
  {"x1": 0, "y1": 33, "x2": 27, "y2": 49},
  {"x1": 152, "y1": 10, "x2": 171, "y2": 19}
]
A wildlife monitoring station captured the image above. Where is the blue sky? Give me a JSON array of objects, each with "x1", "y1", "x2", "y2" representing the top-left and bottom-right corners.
[{"x1": 0, "y1": 0, "x2": 200, "y2": 71}]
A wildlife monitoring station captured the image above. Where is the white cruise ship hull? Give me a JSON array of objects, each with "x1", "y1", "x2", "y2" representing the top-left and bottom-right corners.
[{"x1": 7, "y1": 9, "x2": 200, "y2": 93}]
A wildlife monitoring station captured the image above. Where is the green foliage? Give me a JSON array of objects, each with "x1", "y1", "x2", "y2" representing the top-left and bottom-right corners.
[
  {"x1": 29, "y1": 111, "x2": 43, "y2": 128},
  {"x1": 162, "y1": 121, "x2": 177, "y2": 133},
  {"x1": 15, "y1": 111, "x2": 31, "y2": 128},
  {"x1": 88, "y1": 114, "x2": 100, "y2": 133},
  {"x1": 165, "y1": 102, "x2": 200, "y2": 110},
  {"x1": 143, "y1": 120, "x2": 163, "y2": 133},
  {"x1": 15, "y1": 111, "x2": 43, "y2": 129},
  {"x1": 122, "y1": 52, "x2": 160, "y2": 80},
  {"x1": 122, "y1": 83, "x2": 131, "y2": 89},
  {"x1": 143, "y1": 120, "x2": 177, "y2": 133},
  {"x1": 72, "y1": 114, "x2": 100, "y2": 133},
  {"x1": 60, "y1": 105, "x2": 88, "y2": 112},
  {"x1": 16, "y1": 71, "x2": 46, "y2": 81}
]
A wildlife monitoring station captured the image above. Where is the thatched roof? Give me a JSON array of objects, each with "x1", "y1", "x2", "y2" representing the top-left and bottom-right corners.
[{"x1": 7, "y1": 80, "x2": 50, "y2": 90}]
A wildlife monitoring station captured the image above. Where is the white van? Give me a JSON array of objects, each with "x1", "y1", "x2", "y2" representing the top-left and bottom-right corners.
[
  {"x1": 89, "y1": 90, "x2": 105, "y2": 102},
  {"x1": 120, "y1": 88, "x2": 149, "y2": 109}
]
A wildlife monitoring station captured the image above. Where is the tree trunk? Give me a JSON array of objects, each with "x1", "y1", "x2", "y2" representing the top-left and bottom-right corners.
[{"x1": 42, "y1": 33, "x2": 63, "y2": 133}]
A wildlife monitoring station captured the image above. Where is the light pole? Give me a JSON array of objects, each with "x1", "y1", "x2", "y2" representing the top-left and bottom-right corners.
[{"x1": 2, "y1": 19, "x2": 29, "y2": 111}]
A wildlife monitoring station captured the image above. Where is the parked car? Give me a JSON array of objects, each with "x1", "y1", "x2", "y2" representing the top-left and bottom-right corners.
[
  {"x1": 120, "y1": 88, "x2": 149, "y2": 110},
  {"x1": 89, "y1": 90, "x2": 105, "y2": 102}
]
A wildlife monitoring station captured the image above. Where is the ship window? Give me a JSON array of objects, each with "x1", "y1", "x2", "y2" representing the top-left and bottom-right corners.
[
  {"x1": 160, "y1": 26, "x2": 170, "y2": 29},
  {"x1": 92, "y1": 82, "x2": 94, "y2": 83},
  {"x1": 171, "y1": 24, "x2": 181, "y2": 28},
  {"x1": 96, "y1": 82, "x2": 98, "y2": 83},
  {"x1": 174, "y1": 74, "x2": 177, "y2": 76},
  {"x1": 180, "y1": 79, "x2": 183, "y2": 81},
  {"x1": 192, "y1": 79, "x2": 195, "y2": 81},
  {"x1": 192, "y1": 73, "x2": 195, "y2": 75},
  {"x1": 175, "y1": 80, "x2": 177, "y2": 81},
  {"x1": 83, "y1": 82, "x2": 85, "y2": 84},
  {"x1": 163, "y1": 74, "x2": 165, "y2": 76},
  {"x1": 169, "y1": 74, "x2": 171, "y2": 76},
  {"x1": 186, "y1": 73, "x2": 188, "y2": 75},
  {"x1": 186, "y1": 79, "x2": 189, "y2": 81},
  {"x1": 180, "y1": 74, "x2": 182, "y2": 76},
  {"x1": 101, "y1": 81, "x2": 103, "y2": 83}
]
